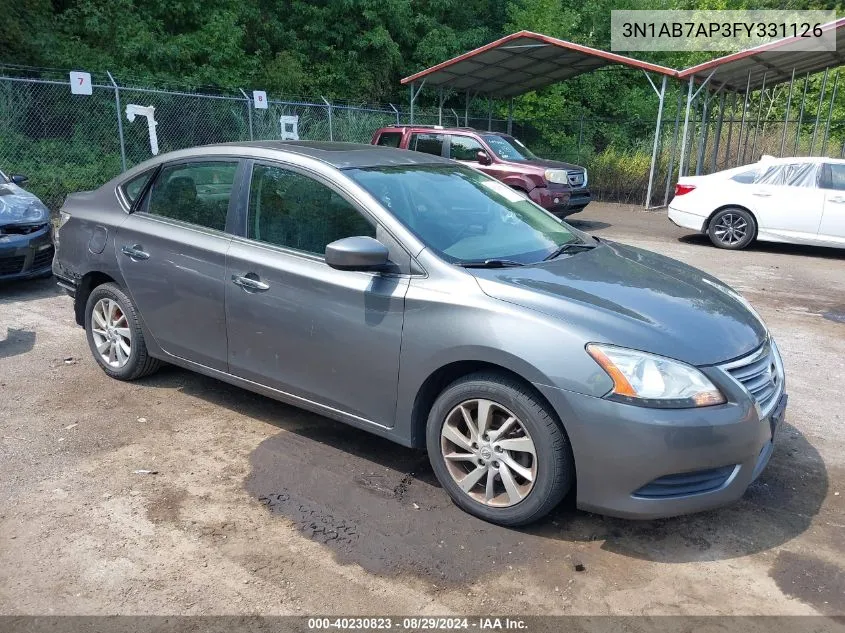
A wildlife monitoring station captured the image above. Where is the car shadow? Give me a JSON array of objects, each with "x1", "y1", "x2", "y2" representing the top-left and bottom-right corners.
[
  {"x1": 139, "y1": 366, "x2": 828, "y2": 582},
  {"x1": 678, "y1": 234, "x2": 845, "y2": 260},
  {"x1": 0, "y1": 275, "x2": 62, "y2": 303}
]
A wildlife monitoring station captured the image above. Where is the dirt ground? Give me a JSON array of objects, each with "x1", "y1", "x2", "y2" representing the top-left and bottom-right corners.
[{"x1": 1, "y1": 202, "x2": 844, "y2": 617}]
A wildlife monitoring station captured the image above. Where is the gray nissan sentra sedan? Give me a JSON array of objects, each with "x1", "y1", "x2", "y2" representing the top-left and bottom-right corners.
[{"x1": 53, "y1": 141, "x2": 787, "y2": 526}]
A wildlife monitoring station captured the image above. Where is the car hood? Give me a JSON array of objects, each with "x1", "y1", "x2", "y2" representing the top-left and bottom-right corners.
[
  {"x1": 519, "y1": 158, "x2": 585, "y2": 171},
  {"x1": 469, "y1": 241, "x2": 767, "y2": 366},
  {"x1": 0, "y1": 183, "x2": 50, "y2": 226}
]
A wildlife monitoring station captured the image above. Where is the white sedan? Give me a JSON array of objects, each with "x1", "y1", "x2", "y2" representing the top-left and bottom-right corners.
[{"x1": 668, "y1": 156, "x2": 845, "y2": 250}]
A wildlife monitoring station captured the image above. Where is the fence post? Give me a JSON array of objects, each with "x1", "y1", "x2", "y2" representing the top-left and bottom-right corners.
[
  {"x1": 389, "y1": 103, "x2": 400, "y2": 125},
  {"x1": 577, "y1": 114, "x2": 585, "y2": 163},
  {"x1": 107, "y1": 72, "x2": 127, "y2": 172},
  {"x1": 321, "y1": 97, "x2": 333, "y2": 141},
  {"x1": 239, "y1": 89, "x2": 254, "y2": 140}
]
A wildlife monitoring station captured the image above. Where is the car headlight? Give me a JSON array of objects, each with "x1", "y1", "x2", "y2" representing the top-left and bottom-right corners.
[
  {"x1": 8, "y1": 200, "x2": 50, "y2": 225},
  {"x1": 587, "y1": 343, "x2": 726, "y2": 408},
  {"x1": 544, "y1": 169, "x2": 569, "y2": 185}
]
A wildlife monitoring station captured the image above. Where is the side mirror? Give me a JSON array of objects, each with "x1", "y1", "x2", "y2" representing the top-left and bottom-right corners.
[
  {"x1": 325, "y1": 236, "x2": 389, "y2": 271},
  {"x1": 476, "y1": 151, "x2": 492, "y2": 166},
  {"x1": 10, "y1": 174, "x2": 28, "y2": 185}
]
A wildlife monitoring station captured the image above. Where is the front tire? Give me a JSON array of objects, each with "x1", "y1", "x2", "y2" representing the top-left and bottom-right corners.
[
  {"x1": 707, "y1": 207, "x2": 756, "y2": 250},
  {"x1": 85, "y1": 282, "x2": 161, "y2": 380},
  {"x1": 426, "y1": 372, "x2": 574, "y2": 527}
]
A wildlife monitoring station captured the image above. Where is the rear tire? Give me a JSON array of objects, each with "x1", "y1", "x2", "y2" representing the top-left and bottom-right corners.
[
  {"x1": 707, "y1": 207, "x2": 756, "y2": 250},
  {"x1": 426, "y1": 371, "x2": 574, "y2": 527},
  {"x1": 85, "y1": 282, "x2": 161, "y2": 381}
]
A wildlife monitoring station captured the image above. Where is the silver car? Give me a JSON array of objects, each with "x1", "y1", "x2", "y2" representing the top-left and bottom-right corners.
[{"x1": 53, "y1": 141, "x2": 787, "y2": 526}]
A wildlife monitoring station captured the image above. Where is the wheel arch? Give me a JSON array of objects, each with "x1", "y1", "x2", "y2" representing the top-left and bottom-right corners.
[
  {"x1": 704, "y1": 203, "x2": 759, "y2": 237},
  {"x1": 74, "y1": 271, "x2": 119, "y2": 326},
  {"x1": 408, "y1": 360, "x2": 563, "y2": 450}
]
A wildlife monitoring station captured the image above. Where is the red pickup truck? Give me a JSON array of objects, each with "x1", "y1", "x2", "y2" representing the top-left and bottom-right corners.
[{"x1": 371, "y1": 125, "x2": 591, "y2": 217}]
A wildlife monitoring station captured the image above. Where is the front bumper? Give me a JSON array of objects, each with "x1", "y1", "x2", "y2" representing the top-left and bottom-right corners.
[
  {"x1": 565, "y1": 187, "x2": 591, "y2": 211},
  {"x1": 534, "y1": 380, "x2": 786, "y2": 520},
  {"x1": 0, "y1": 224, "x2": 54, "y2": 281},
  {"x1": 528, "y1": 185, "x2": 571, "y2": 215}
]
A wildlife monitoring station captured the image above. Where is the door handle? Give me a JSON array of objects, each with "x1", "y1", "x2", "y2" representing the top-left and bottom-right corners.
[
  {"x1": 752, "y1": 191, "x2": 772, "y2": 197},
  {"x1": 232, "y1": 274, "x2": 270, "y2": 292},
  {"x1": 121, "y1": 244, "x2": 150, "y2": 260},
  {"x1": 829, "y1": 195, "x2": 845, "y2": 203}
]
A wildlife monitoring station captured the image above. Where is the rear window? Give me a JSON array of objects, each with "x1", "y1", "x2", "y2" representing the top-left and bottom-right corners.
[
  {"x1": 409, "y1": 133, "x2": 445, "y2": 157},
  {"x1": 376, "y1": 132, "x2": 402, "y2": 148},
  {"x1": 730, "y1": 169, "x2": 758, "y2": 184}
]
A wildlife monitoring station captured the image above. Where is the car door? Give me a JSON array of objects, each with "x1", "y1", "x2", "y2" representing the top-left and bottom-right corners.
[
  {"x1": 115, "y1": 158, "x2": 241, "y2": 371},
  {"x1": 818, "y1": 163, "x2": 845, "y2": 244},
  {"x1": 225, "y1": 160, "x2": 409, "y2": 427},
  {"x1": 746, "y1": 162, "x2": 825, "y2": 241}
]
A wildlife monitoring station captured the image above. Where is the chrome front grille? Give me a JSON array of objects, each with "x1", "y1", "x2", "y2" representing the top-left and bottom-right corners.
[
  {"x1": 721, "y1": 340, "x2": 784, "y2": 417},
  {"x1": 567, "y1": 170, "x2": 585, "y2": 187}
]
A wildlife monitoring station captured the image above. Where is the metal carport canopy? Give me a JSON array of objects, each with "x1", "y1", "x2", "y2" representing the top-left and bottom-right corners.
[
  {"x1": 678, "y1": 17, "x2": 845, "y2": 90},
  {"x1": 400, "y1": 31, "x2": 676, "y2": 98}
]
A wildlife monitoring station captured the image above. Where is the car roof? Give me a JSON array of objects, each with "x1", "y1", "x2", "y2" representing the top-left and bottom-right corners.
[
  {"x1": 755, "y1": 155, "x2": 845, "y2": 165},
  {"x1": 208, "y1": 140, "x2": 452, "y2": 169},
  {"x1": 377, "y1": 125, "x2": 505, "y2": 135}
]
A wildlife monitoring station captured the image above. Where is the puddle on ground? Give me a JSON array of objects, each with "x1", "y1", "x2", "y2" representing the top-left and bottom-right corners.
[{"x1": 770, "y1": 550, "x2": 845, "y2": 614}]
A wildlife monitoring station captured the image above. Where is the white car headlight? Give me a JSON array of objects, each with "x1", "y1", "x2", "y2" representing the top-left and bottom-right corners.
[
  {"x1": 587, "y1": 344, "x2": 726, "y2": 408},
  {"x1": 544, "y1": 169, "x2": 569, "y2": 185}
]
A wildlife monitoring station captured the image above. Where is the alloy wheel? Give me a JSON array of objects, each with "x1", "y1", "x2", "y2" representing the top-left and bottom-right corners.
[
  {"x1": 713, "y1": 213, "x2": 748, "y2": 245},
  {"x1": 91, "y1": 298, "x2": 132, "y2": 368},
  {"x1": 440, "y1": 398, "x2": 537, "y2": 507}
]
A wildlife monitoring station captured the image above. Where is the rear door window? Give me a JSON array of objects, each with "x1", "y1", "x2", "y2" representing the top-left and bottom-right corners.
[
  {"x1": 144, "y1": 161, "x2": 238, "y2": 232},
  {"x1": 122, "y1": 170, "x2": 155, "y2": 204},
  {"x1": 409, "y1": 133, "x2": 445, "y2": 157},
  {"x1": 375, "y1": 132, "x2": 402, "y2": 148}
]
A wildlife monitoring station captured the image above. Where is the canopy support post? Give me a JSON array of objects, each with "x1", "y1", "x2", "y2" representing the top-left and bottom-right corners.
[
  {"x1": 737, "y1": 71, "x2": 752, "y2": 165},
  {"x1": 644, "y1": 73, "x2": 666, "y2": 209},
  {"x1": 678, "y1": 70, "x2": 715, "y2": 179},
  {"x1": 780, "y1": 69, "x2": 796, "y2": 156},
  {"x1": 677, "y1": 76, "x2": 695, "y2": 180},
  {"x1": 711, "y1": 91, "x2": 726, "y2": 173},
  {"x1": 487, "y1": 97, "x2": 493, "y2": 131},
  {"x1": 664, "y1": 89, "x2": 683, "y2": 207},
  {"x1": 724, "y1": 91, "x2": 738, "y2": 167},
  {"x1": 695, "y1": 92, "x2": 712, "y2": 175},
  {"x1": 750, "y1": 72, "x2": 767, "y2": 161},
  {"x1": 822, "y1": 70, "x2": 839, "y2": 155},
  {"x1": 409, "y1": 79, "x2": 425, "y2": 125},
  {"x1": 465, "y1": 91, "x2": 471, "y2": 127},
  {"x1": 507, "y1": 98, "x2": 513, "y2": 135},
  {"x1": 810, "y1": 67, "x2": 829, "y2": 155},
  {"x1": 438, "y1": 88, "x2": 444, "y2": 126},
  {"x1": 794, "y1": 73, "x2": 810, "y2": 154}
]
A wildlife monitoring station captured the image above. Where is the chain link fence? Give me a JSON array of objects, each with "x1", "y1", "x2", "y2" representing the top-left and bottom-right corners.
[{"x1": 8, "y1": 71, "x2": 842, "y2": 212}]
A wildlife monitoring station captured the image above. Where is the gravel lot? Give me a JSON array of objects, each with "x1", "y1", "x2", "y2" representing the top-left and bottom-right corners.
[{"x1": 1, "y1": 202, "x2": 843, "y2": 616}]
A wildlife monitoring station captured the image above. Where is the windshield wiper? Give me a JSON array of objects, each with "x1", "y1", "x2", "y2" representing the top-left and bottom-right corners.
[
  {"x1": 543, "y1": 240, "x2": 597, "y2": 262},
  {"x1": 460, "y1": 259, "x2": 525, "y2": 268}
]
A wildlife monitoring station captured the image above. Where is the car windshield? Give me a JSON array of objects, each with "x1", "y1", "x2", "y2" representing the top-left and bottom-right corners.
[
  {"x1": 482, "y1": 134, "x2": 538, "y2": 161},
  {"x1": 346, "y1": 165, "x2": 579, "y2": 264}
]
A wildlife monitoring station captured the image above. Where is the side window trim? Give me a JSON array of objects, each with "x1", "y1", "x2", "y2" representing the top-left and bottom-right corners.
[
  {"x1": 137, "y1": 156, "x2": 242, "y2": 234},
  {"x1": 239, "y1": 159, "x2": 415, "y2": 274}
]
